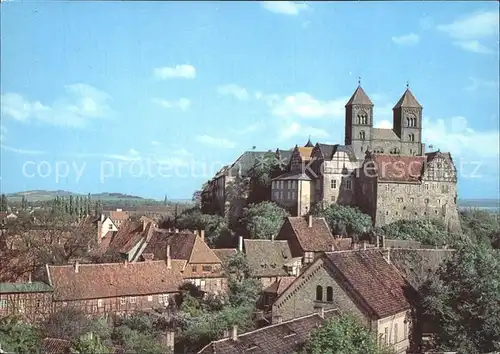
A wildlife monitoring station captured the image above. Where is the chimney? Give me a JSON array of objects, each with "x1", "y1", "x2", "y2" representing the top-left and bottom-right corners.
[
  {"x1": 200, "y1": 229, "x2": 205, "y2": 242},
  {"x1": 223, "y1": 329, "x2": 230, "y2": 338},
  {"x1": 124, "y1": 259, "x2": 128, "y2": 268},
  {"x1": 97, "y1": 220, "x2": 103, "y2": 244},
  {"x1": 376, "y1": 234, "x2": 380, "y2": 248},
  {"x1": 165, "y1": 331, "x2": 175, "y2": 352},
  {"x1": 194, "y1": 230, "x2": 199, "y2": 236},
  {"x1": 271, "y1": 233, "x2": 275, "y2": 241},
  {"x1": 166, "y1": 244, "x2": 172, "y2": 269},
  {"x1": 28, "y1": 272, "x2": 32, "y2": 284},
  {"x1": 386, "y1": 247, "x2": 391, "y2": 264},
  {"x1": 74, "y1": 260, "x2": 79, "y2": 273},
  {"x1": 231, "y1": 325, "x2": 238, "y2": 341},
  {"x1": 238, "y1": 236, "x2": 243, "y2": 253},
  {"x1": 363, "y1": 241, "x2": 367, "y2": 250},
  {"x1": 143, "y1": 220, "x2": 147, "y2": 232},
  {"x1": 100, "y1": 213, "x2": 105, "y2": 222},
  {"x1": 308, "y1": 214, "x2": 313, "y2": 228},
  {"x1": 174, "y1": 228, "x2": 179, "y2": 233},
  {"x1": 381, "y1": 234, "x2": 386, "y2": 249}
]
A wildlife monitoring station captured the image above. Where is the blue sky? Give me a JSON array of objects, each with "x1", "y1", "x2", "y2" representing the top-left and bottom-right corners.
[{"x1": 1, "y1": 1, "x2": 499, "y2": 200}]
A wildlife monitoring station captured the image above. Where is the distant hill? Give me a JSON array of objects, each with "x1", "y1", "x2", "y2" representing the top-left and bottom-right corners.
[
  {"x1": 458, "y1": 199, "x2": 500, "y2": 209},
  {"x1": 6, "y1": 190, "x2": 151, "y2": 202}
]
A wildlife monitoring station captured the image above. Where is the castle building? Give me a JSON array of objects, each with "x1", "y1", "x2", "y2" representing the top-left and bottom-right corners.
[{"x1": 269, "y1": 85, "x2": 459, "y2": 230}]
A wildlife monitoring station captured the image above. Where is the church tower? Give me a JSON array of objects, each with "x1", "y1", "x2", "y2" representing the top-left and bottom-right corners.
[
  {"x1": 393, "y1": 88, "x2": 423, "y2": 155},
  {"x1": 345, "y1": 85, "x2": 374, "y2": 159}
]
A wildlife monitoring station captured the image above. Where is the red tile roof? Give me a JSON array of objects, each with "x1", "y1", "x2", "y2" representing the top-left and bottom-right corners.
[
  {"x1": 325, "y1": 250, "x2": 411, "y2": 319},
  {"x1": 47, "y1": 260, "x2": 186, "y2": 301},
  {"x1": 213, "y1": 248, "x2": 238, "y2": 264},
  {"x1": 284, "y1": 216, "x2": 335, "y2": 252},
  {"x1": 369, "y1": 154, "x2": 425, "y2": 183},
  {"x1": 104, "y1": 220, "x2": 151, "y2": 255},
  {"x1": 109, "y1": 210, "x2": 130, "y2": 221}
]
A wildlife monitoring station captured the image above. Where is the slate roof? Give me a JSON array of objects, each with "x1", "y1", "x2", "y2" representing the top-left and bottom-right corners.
[
  {"x1": 228, "y1": 151, "x2": 268, "y2": 177},
  {"x1": 198, "y1": 309, "x2": 340, "y2": 354},
  {"x1": 285, "y1": 216, "x2": 335, "y2": 252},
  {"x1": 47, "y1": 260, "x2": 186, "y2": 301},
  {"x1": 276, "y1": 149, "x2": 293, "y2": 165},
  {"x1": 368, "y1": 154, "x2": 426, "y2": 183},
  {"x1": 263, "y1": 276, "x2": 297, "y2": 295},
  {"x1": 325, "y1": 250, "x2": 412, "y2": 319},
  {"x1": 243, "y1": 239, "x2": 293, "y2": 277},
  {"x1": 345, "y1": 86, "x2": 373, "y2": 106},
  {"x1": 393, "y1": 88, "x2": 422, "y2": 109},
  {"x1": 372, "y1": 128, "x2": 400, "y2": 141},
  {"x1": 0, "y1": 281, "x2": 52, "y2": 294},
  {"x1": 316, "y1": 143, "x2": 357, "y2": 161},
  {"x1": 142, "y1": 230, "x2": 221, "y2": 264},
  {"x1": 304, "y1": 138, "x2": 314, "y2": 148}
]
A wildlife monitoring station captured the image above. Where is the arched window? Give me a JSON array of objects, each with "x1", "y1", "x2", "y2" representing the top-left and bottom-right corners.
[
  {"x1": 390, "y1": 148, "x2": 400, "y2": 155},
  {"x1": 374, "y1": 148, "x2": 384, "y2": 154},
  {"x1": 406, "y1": 117, "x2": 410, "y2": 127},
  {"x1": 316, "y1": 285, "x2": 323, "y2": 301},
  {"x1": 357, "y1": 111, "x2": 368, "y2": 125},
  {"x1": 359, "y1": 131, "x2": 366, "y2": 140},
  {"x1": 409, "y1": 134, "x2": 415, "y2": 142},
  {"x1": 355, "y1": 116, "x2": 359, "y2": 124},
  {"x1": 326, "y1": 286, "x2": 333, "y2": 301}
]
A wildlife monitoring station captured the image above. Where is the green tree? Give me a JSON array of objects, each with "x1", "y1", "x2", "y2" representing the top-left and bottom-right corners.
[
  {"x1": 0, "y1": 316, "x2": 42, "y2": 353},
  {"x1": 176, "y1": 207, "x2": 231, "y2": 247},
  {"x1": 420, "y1": 243, "x2": 500, "y2": 353},
  {"x1": 70, "y1": 333, "x2": 110, "y2": 354},
  {"x1": 306, "y1": 315, "x2": 393, "y2": 354},
  {"x1": 460, "y1": 209, "x2": 500, "y2": 247},
  {"x1": 241, "y1": 201, "x2": 289, "y2": 239},
  {"x1": 0, "y1": 193, "x2": 7, "y2": 212},
  {"x1": 43, "y1": 308, "x2": 93, "y2": 341},
  {"x1": 375, "y1": 219, "x2": 458, "y2": 247},
  {"x1": 312, "y1": 204, "x2": 372, "y2": 239}
]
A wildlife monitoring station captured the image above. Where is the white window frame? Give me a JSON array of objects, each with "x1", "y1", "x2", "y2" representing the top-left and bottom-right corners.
[
  {"x1": 129, "y1": 297, "x2": 136, "y2": 304},
  {"x1": 97, "y1": 299, "x2": 104, "y2": 308},
  {"x1": 120, "y1": 297, "x2": 126, "y2": 305},
  {"x1": 147, "y1": 295, "x2": 153, "y2": 302}
]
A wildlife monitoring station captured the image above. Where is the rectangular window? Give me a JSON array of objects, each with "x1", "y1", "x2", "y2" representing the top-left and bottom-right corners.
[
  {"x1": 200, "y1": 280, "x2": 206, "y2": 290},
  {"x1": 147, "y1": 296, "x2": 153, "y2": 302},
  {"x1": 385, "y1": 184, "x2": 389, "y2": 191},
  {"x1": 331, "y1": 180, "x2": 337, "y2": 189},
  {"x1": 279, "y1": 191, "x2": 283, "y2": 199},
  {"x1": 394, "y1": 323, "x2": 398, "y2": 343},
  {"x1": 129, "y1": 297, "x2": 136, "y2": 304},
  {"x1": 120, "y1": 297, "x2": 126, "y2": 305},
  {"x1": 192, "y1": 265, "x2": 197, "y2": 272},
  {"x1": 410, "y1": 197, "x2": 414, "y2": 203},
  {"x1": 0, "y1": 299, "x2": 7, "y2": 308},
  {"x1": 287, "y1": 191, "x2": 291, "y2": 200},
  {"x1": 437, "y1": 199, "x2": 441, "y2": 205},
  {"x1": 202, "y1": 265, "x2": 212, "y2": 272},
  {"x1": 346, "y1": 180, "x2": 352, "y2": 190},
  {"x1": 384, "y1": 327, "x2": 389, "y2": 345},
  {"x1": 330, "y1": 195, "x2": 335, "y2": 202},
  {"x1": 425, "y1": 183, "x2": 429, "y2": 190},
  {"x1": 97, "y1": 299, "x2": 103, "y2": 308}
]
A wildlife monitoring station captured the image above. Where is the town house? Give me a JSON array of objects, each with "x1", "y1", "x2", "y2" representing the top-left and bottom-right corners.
[
  {"x1": 0, "y1": 280, "x2": 53, "y2": 322},
  {"x1": 271, "y1": 249, "x2": 414, "y2": 354}
]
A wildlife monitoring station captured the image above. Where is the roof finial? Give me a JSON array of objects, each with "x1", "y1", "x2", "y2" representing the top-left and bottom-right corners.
[
  {"x1": 406, "y1": 80, "x2": 409, "y2": 89},
  {"x1": 358, "y1": 76, "x2": 361, "y2": 86}
]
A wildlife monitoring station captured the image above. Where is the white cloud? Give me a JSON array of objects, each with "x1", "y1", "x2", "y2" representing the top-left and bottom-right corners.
[
  {"x1": 0, "y1": 84, "x2": 113, "y2": 128},
  {"x1": 423, "y1": 116, "x2": 499, "y2": 159},
  {"x1": 261, "y1": 1, "x2": 309, "y2": 16},
  {"x1": 437, "y1": 10, "x2": 499, "y2": 54},
  {"x1": 153, "y1": 64, "x2": 196, "y2": 79},
  {"x1": 454, "y1": 40, "x2": 494, "y2": 54},
  {"x1": 465, "y1": 76, "x2": 499, "y2": 92},
  {"x1": 152, "y1": 98, "x2": 191, "y2": 111},
  {"x1": 217, "y1": 84, "x2": 250, "y2": 101},
  {"x1": 195, "y1": 135, "x2": 236, "y2": 149},
  {"x1": 280, "y1": 122, "x2": 329, "y2": 141},
  {"x1": 267, "y1": 92, "x2": 347, "y2": 119},
  {"x1": 374, "y1": 120, "x2": 393, "y2": 129},
  {"x1": 392, "y1": 33, "x2": 420, "y2": 46}
]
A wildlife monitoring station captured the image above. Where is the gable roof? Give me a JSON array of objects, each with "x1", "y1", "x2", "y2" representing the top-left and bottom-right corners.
[
  {"x1": 372, "y1": 128, "x2": 400, "y2": 141},
  {"x1": 243, "y1": 239, "x2": 293, "y2": 277},
  {"x1": 285, "y1": 216, "x2": 335, "y2": 252},
  {"x1": 108, "y1": 210, "x2": 130, "y2": 221},
  {"x1": 367, "y1": 154, "x2": 425, "y2": 183},
  {"x1": 325, "y1": 250, "x2": 412, "y2": 319},
  {"x1": 296, "y1": 146, "x2": 313, "y2": 160},
  {"x1": 198, "y1": 309, "x2": 340, "y2": 354},
  {"x1": 346, "y1": 86, "x2": 373, "y2": 106},
  {"x1": 228, "y1": 151, "x2": 268, "y2": 177},
  {"x1": 142, "y1": 230, "x2": 221, "y2": 264},
  {"x1": 393, "y1": 88, "x2": 422, "y2": 109},
  {"x1": 272, "y1": 170, "x2": 313, "y2": 181},
  {"x1": 47, "y1": 260, "x2": 186, "y2": 301},
  {"x1": 104, "y1": 220, "x2": 149, "y2": 254}
]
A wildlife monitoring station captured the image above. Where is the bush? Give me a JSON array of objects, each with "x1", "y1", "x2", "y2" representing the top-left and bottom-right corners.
[{"x1": 312, "y1": 204, "x2": 372, "y2": 239}]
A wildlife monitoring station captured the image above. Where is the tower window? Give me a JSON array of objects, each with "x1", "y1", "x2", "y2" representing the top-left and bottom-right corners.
[
  {"x1": 316, "y1": 285, "x2": 323, "y2": 301},
  {"x1": 359, "y1": 131, "x2": 366, "y2": 140},
  {"x1": 357, "y1": 111, "x2": 368, "y2": 125},
  {"x1": 409, "y1": 134, "x2": 415, "y2": 142}
]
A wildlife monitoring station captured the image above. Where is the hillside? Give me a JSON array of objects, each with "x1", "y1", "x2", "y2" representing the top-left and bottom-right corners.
[{"x1": 6, "y1": 190, "x2": 151, "y2": 202}]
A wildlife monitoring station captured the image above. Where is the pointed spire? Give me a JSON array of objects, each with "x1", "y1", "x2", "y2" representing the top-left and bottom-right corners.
[
  {"x1": 393, "y1": 88, "x2": 422, "y2": 109},
  {"x1": 304, "y1": 136, "x2": 314, "y2": 147},
  {"x1": 345, "y1": 85, "x2": 373, "y2": 106}
]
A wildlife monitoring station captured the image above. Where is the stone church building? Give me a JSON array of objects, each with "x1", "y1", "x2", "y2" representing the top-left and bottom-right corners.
[{"x1": 270, "y1": 85, "x2": 460, "y2": 231}]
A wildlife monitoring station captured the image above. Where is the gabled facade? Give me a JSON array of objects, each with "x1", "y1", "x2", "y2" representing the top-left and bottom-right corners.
[{"x1": 272, "y1": 250, "x2": 414, "y2": 354}]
